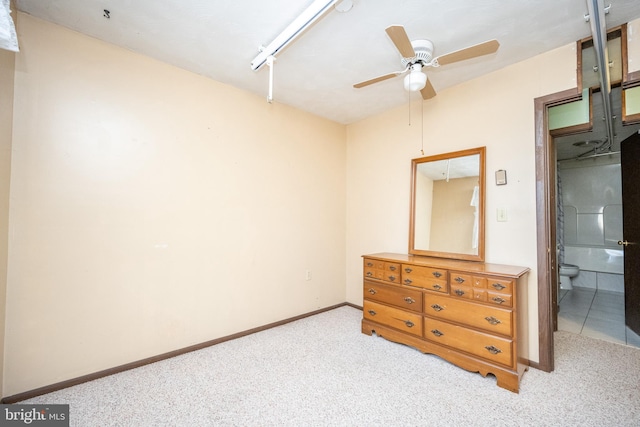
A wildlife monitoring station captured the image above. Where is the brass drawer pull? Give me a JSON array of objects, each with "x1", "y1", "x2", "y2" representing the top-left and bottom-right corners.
[
  {"x1": 403, "y1": 297, "x2": 415, "y2": 304},
  {"x1": 404, "y1": 279, "x2": 413, "y2": 285},
  {"x1": 404, "y1": 320, "x2": 415, "y2": 328},
  {"x1": 367, "y1": 262, "x2": 373, "y2": 267},
  {"x1": 388, "y1": 275, "x2": 396, "y2": 282},
  {"x1": 368, "y1": 288, "x2": 377, "y2": 295},
  {"x1": 492, "y1": 283, "x2": 506, "y2": 291},
  {"x1": 368, "y1": 310, "x2": 376, "y2": 316},
  {"x1": 492, "y1": 296, "x2": 506, "y2": 304},
  {"x1": 430, "y1": 304, "x2": 444, "y2": 312},
  {"x1": 404, "y1": 267, "x2": 413, "y2": 273},
  {"x1": 366, "y1": 272, "x2": 373, "y2": 277},
  {"x1": 485, "y1": 316, "x2": 501, "y2": 325},
  {"x1": 431, "y1": 329, "x2": 444, "y2": 337},
  {"x1": 454, "y1": 276, "x2": 465, "y2": 283},
  {"x1": 432, "y1": 284, "x2": 442, "y2": 290},
  {"x1": 389, "y1": 265, "x2": 397, "y2": 271},
  {"x1": 485, "y1": 345, "x2": 502, "y2": 355},
  {"x1": 432, "y1": 271, "x2": 442, "y2": 278},
  {"x1": 454, "y1": 289, "x2": 465, "y2": 296}
]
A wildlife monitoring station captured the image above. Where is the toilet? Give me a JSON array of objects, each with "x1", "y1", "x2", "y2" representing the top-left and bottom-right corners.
[{"x1": 559, "y1": 264, "x2": 579, "y2": 290}]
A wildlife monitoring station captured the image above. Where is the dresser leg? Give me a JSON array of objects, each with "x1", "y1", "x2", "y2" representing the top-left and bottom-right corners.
[
  {"x1": 361, "y1": 321, "x2": 374, "y2": 336},
  {"x1": 495, "y1": 373, "x2": 519, "y2": 393}
]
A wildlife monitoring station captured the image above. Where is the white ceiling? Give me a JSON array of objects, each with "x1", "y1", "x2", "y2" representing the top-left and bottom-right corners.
[{"x1": 13, "y1": 0, "x2": 640, "y2": 126}]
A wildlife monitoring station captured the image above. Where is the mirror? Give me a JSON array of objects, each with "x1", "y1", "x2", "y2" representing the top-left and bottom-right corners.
[{"x1": 409, "y1": 147, "x2": 485, "y2": 262}]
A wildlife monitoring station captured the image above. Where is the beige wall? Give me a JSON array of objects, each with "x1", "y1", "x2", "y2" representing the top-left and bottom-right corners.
[
  {"x1": 430, "y1": 177, "x2": 477, "y2": 254},
  {"x1": 0, "y1": 5, "x2": 17, "y2": 399},
  {"x1": 346, "y1": 43, "x2": 578, "y2": 363},
  {"x1": 414, "y1": 172, "x2": 433, "y2": 249},
  {"x1": 4, "y1": 14, "x2": 346, "y2": 396},
  {"x1": 5, "y1": 11, "x2": 613, "y2": 397}
]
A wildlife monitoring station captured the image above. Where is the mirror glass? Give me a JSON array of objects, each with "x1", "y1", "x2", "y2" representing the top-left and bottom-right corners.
[{"x1": 409, "y1": 147, "x2": 485, "y2": 261}]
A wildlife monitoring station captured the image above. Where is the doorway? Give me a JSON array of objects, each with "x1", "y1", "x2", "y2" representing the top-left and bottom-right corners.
[
  {"x1": 532, "y1": 20, "x2": 640, "y2": 372},
  {"x1": 553, "y1": 86, "x2": 640, "y2": 347},
  {"x1": 535, "y1": 71, "x2": 640, "y2": 373}
]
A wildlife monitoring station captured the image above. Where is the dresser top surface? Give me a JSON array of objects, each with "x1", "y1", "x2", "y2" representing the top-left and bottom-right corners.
[{"x1": 363, "y1": 253, "x2": 530, "y2": 278}]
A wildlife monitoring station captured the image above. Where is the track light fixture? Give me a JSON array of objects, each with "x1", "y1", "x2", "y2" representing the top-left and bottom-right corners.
[{"x1": 251, "y1": 0, "x2": 339, "y2": 71}]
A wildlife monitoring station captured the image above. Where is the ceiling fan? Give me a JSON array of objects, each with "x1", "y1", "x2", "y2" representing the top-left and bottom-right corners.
[{"x1": 353, "y1": 25, "x2": 500, "y2": 100}]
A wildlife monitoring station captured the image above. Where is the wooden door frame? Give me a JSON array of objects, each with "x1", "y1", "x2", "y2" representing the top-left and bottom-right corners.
[{"x1": 534, "y1": 88, "x2": 581, "y2": 372}]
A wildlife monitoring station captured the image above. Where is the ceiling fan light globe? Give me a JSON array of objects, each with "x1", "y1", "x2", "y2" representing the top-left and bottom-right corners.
[{"x1": 404, "y1": 71, "x2": 427, "y2": 92}]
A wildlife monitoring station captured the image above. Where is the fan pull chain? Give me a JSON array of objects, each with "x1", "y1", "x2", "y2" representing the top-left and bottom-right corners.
[
  {"x1": 408, "y1": 91, "x2": 411, "y2": 126},
  {"x1": 421, "y1": 97, "x2": 424, "y2": 155}
]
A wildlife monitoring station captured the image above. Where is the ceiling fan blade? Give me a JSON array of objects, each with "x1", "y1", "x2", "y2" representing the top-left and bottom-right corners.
[
  {"x1": 353, "y1": 69, "x2": 406, "y2": 88},
  {"x1": 420, "y1": 78, "x2": 437, "y2": 100},
  {"x1": 385, "y1": 25, "x2": 416, "y2": 58},
  {"x1": 434, "y1": 39, "x2": 500, "y2": 66}
]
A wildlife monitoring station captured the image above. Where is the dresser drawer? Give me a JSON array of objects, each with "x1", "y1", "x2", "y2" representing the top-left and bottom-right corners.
[
  {"x1": 451, "y1": 272, "x2": 514, "y2": 294},
  {"x1": 450, "y1": 284, "x2": 474, "y2": 300},
  {"x1": 424, "y1": 317, "x2": 513, "y2": 367},
  {"x1": 450, "y1": 272, "x2": 473, "y2": 287},
  {"x1": 402, "y1": 264, "x2": 448, "y2": 293},
  {"x1": 363, "y1": 300, "x2": 423, "y2": 337},
  {"x1": 424, "y1": 294, "x2": 513, "y2": 336},
  {"x1": 383, "y1": 262, "x2": 402, "y2": 284},
  {"x1": 364, "y1": 266, "x2": 384, "y2": 281},
  {"x1": 449, "y1": 272, "x2": 478, "y2": 301},
  {"x1": 364, "y1": 280, "x2": 423, "y2": 312},
  {"x1": 363, "y1": 258, "x2": 402, "y2": 284},
  {"x1": 451, "y1": 273, "x2": 509, "y2": 291},
  {"x1": 450, "y1": 284, "x2": 488, "y2": 303},
  {"x1": 452, "y1": 272, "x2": 514, "y2": 307},
  {"x1": 364, "y1": 259, "x2": 384, "y2": 270},
  {"x1": 487, "y1": 291, "x2": 512, "y2": 307},
  {"x1": 487, "y1": 278, "x2": 514, "y2": 295}
]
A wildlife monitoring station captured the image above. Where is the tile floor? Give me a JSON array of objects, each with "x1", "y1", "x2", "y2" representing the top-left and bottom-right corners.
[{"x1": 558, "y1": 287, "x2": 640, "y2": 348}]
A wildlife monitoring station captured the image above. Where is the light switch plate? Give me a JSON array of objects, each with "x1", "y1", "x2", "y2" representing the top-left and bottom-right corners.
[{"x1": 497, "y1": 207, "x2": 508, "y2": 222}]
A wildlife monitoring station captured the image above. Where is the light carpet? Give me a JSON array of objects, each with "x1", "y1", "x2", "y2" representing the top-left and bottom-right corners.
[{"x1": 23, "y1": 306, "x2": 640, "y2": 426}]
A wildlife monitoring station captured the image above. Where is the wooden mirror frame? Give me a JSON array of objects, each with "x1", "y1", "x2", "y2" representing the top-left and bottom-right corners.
[{"x1": 409, "y1": 146, "x2": 486, "y2": 262}]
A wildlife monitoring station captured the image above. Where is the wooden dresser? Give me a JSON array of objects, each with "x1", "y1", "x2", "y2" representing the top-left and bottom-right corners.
[{"x1": 362, "y1": 252, "x2": 530, "y2": 393}]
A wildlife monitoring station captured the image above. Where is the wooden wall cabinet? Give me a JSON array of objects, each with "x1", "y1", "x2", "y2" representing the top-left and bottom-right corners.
[{"x1": 362, "y1": 253, "x2": 530, "y2": 393}]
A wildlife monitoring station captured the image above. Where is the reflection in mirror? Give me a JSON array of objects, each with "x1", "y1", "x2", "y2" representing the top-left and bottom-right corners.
[{"x1": 409, "y1": 147, "x2": 485, "y2": 262}]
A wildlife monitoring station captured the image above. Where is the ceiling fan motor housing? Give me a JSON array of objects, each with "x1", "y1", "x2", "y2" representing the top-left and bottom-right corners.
[{"x1": 401, "y1": 39, "x2": 434, "y2": 67}]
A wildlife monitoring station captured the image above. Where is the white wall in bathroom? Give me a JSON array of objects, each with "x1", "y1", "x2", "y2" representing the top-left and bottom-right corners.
[
  {"x1": 559, "y1": 155, "x2": 622, "y2": 246},
  {"x1": 559, "y1": 155, "x2": 624, "y2": 279}
]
